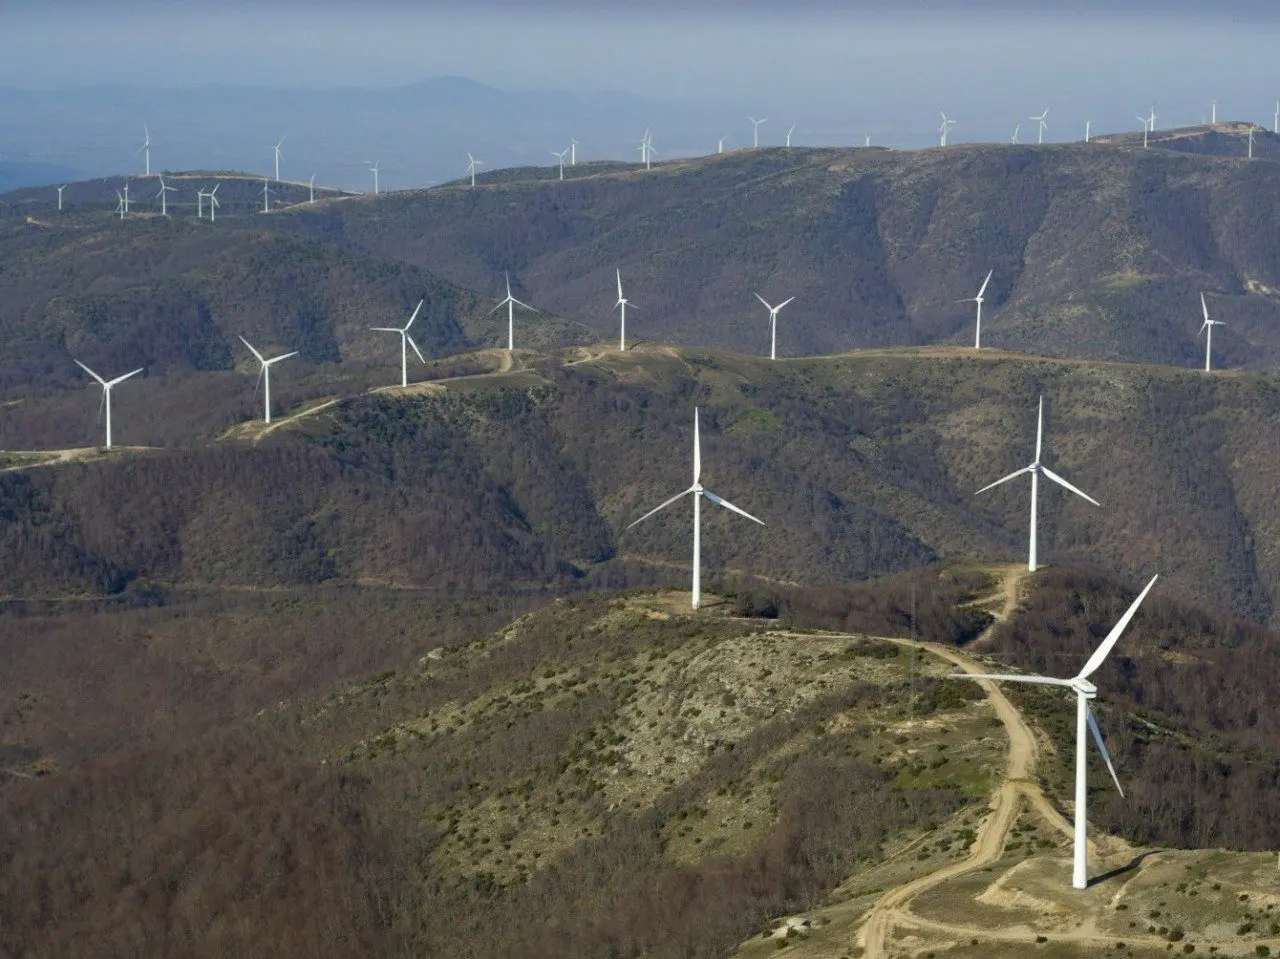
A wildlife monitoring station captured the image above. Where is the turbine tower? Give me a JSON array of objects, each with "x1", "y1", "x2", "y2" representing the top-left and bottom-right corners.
[
  {"x1": 615, "y1": 269, "x2": 635, "y2": 351},
  {"x1": 552, "y1": 148, "x2": 569, "y2": 180},
  {"x1": 368, "y1": 160, "x2": 380, "y2": 195},
  {"x1": 238, "y1": 335, "x2": 298, "y2": 424},
  {"x1": 975, "y1": 396, "x2": 1099, "y2": 572},
  {"x1": 939, "y1": 111, "x2": 956, "y2": 147},
  {"x1": 785, "y1": 124, "x2": 796, "y2": 147},
  {"x1": 57, "y1": 184, "x2": 65, "y2": 211},
  {"x1": 754, "y1": 293, "x2": 795, "y2": 361},
  {"x1": 1198, "y1": 293, "x2": 1224, "y2": 372},
  {"x1": 261, "y1": 178, "x2": 274, "y2": 213},
  {"x1": 1211, "y1": 99, "x2": 1218, "y2": 124},
  {"x1": 114, "y1": 190, "x2": 125, "y2": 220},
  {"x1": 570, "y1": 138, "x2": 580, "y2": 165},
  {"x1": 950, "y1": 575, "x2": 1159, "y2": 890},
  {"x1": 75, "y1": 361, "x2": 143, "y2": 449},
  {"x1": 958, "y1": 269, "x2": 994, "y2": 350},
  {"x1": 487, "y1": 273, "x2": 534, "y2": 352},
  {"x1": 717, "y1": 135, "x2": 730, "y2": 154},
  {"x1": 626, "y1": 407, "x2": 765, "y2": 610},
  {"x1": 271, "y1": 136, "x2": 285, "y2": 180},
  {"x1": 136, "y1": 124, "x2": 151, "y2": 177},
  {"x1": 309, "y1": 174, "x2": 316, "y2": 204},
  {"x1": 155, "y1": 175, "x2": 176, "y2": 216},
  {"x1": 466, "y1": 152, "x2": 484, "y2": 188},
  {"x1": 208, "y1": 184, "x2": 220, "y2": 222},
  {"x1": 1085, "y1": 120, "x2": 1092, "y2": 143},
  {"x1": 748, "y1": 115, "x2": 767, "y2": 148},
  {"x1": 371, "y1": 299, "x2": 426, "y2": 388},
  {"x1": 1274, "y1": 101, "x2": 1279, "y2": 135},
  {"x1": 1031, "y1": 107, "x2": 1049, "y2": 144}
]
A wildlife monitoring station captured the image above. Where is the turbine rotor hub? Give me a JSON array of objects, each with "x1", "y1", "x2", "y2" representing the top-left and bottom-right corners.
[
  {"x1": 693, "y1": 483, "x2": 704, "y2": 494},
  {"x1": 1070, "y1": 678, "x2": 1098, "y2": 698}
]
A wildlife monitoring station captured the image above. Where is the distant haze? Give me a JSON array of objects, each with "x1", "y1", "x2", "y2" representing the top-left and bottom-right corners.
[{"x1": 2, "y1": 2, "x2": 1278, "y2": 189}]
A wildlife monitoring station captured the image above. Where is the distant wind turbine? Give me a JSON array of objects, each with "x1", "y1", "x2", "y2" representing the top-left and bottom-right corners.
[
  {"x1": 114, "y1": 189, "x2": 125, "y2": 220},
  {"x1": 208, "y1": 184, "x2": 220, "y2": 222},
  {"x1": 75, "y1": 361, "x2": 143, "y2": 449},
  {"x1": 155, "y1": 174, "x2": 176, "y2": 216},
  {"x1": 748, "y1": 115, "x2": 767, "y2": 148},
  {"x1": 1211, "y1": 99, "x2": 1218, "y2": 124},
  {"x1": 615, "y1": 269, "x2": 635, "y2": 351},
  {"x1": 1198, "y1": 293, "x2": 1224, "y2": 371},
  {"x1": 1031, "y1": 107, "x2": 1049, "y2": 144},
  {"x1": 570, "y1": 137, "x2": 580, "y2": 165},
  {"x1": 271, "y1": 136, "x2": 285, "y2": 180},
  {"x1": 1011, "y1": 123, "x2": 1020, "y2": 145},
  {"x1": 136, "y1": 124, "x2": 151, "y2": 177},
  {"x1": 975, "y1": 396, "x2": 1099, "y2": 572},
  {"x1": 1274, "y1": 101, "x2": 1279, "y2": 135},
  {"x1": 197, "y1": 188, "x2": 207, "y2": 219},
  {"x1": 785, "y1": 124, "x2": 796, "y2": 147},
  {"x1": 238, "y1": 335, "x2": 298, "y2": 424},
  {"x1": 309, "y1": 174, "x2": 316, "y2": 204},
  {"x1": 717, "y1": 135, "x2": 730, "y2": 154},
  {"x1": 552, "y1": 148, "x2": 569, "y2": 180},
  {"x1": 122, "y1": 181, "x2": 130, "y2": 214},
  {"x1": 938, "y1": 111, "x2": 956, "y2": 147},
  {"x1": 958, "y1": 269, "x2": 994, "y2": 349},
  {"x1": 864, "y1": 134, "x2": 872, "y2": 147},
  {"x1": 1137, "y1": 107, "x2": 1156, "y2": 148},
  {"x1": 626, "y1": 407, "x2": 765, "y2": 611},
  {"x1": 466, "y1": 152, "x2": 484, "y2": 188},
  {"x1": 754, "y1": 293, "x2": 795, "y2": 361},
  {"x1": 261, "y1": 178, "x2": 274, "y2": 213},
  {"x1": 368, "y1": 159, "x2": 380, "y2": 195},
  {"x1": 637, "y1": 129, "x2": 657, "y2": 169},
  {"x1": 488, "y1": 273, "x2": 535, "y2": 352},
  {"x1": 371, "y1": 299, "x2": 426, "y2": 388},
  {"x1": 1085, "y1": 120, "x2": 1092, "y2": 143},
  {"x1": 1248, "y1": 124, "x2": 1259, "y2": 159},
  {"x1": 57, "y1": 184, "x2": 65, "y2": 211},
  {"x1": 950, "y1": 574, "x2": 1159, "y2": 890}
]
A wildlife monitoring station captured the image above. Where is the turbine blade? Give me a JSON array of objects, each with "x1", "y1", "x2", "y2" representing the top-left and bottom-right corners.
[
  {"x1": 1087, "y1": 706, "x2": 1125, "y2": 798},
  {"x1": 949, "y1": 673, "x2": 1073, "y2": 686},
  {"x1": 617, "y1": 268, "x2": 624, "y2": 301},
  {"x1": 1035, "y1": 396, "x2": 1044, "y2": 463},
  {"x1": 702, "y1": 490, "x2": 765, "y2": 525},
  {"x1": 978, "y1": 268, "x2": 993, "y2": 298},
  {"x1": 106, "y1": 367, "x2": 144, "y2": 387},
  {"x1": 1201, "y1": 292, "x2": 1210, "y2": 325},
  {"x1": 974, "y1": 465, "x2": 1032, "y2": 495},
  {"x1": 626, "y1": 487, "x2": 695, "y2": 529},
  {"x1": 1041, "y1": 466, "x2": 1100, "y2": 507},
  {"x1": 487, "y1": 300, "x2": 507, "y2": 315},
  {"x1": 1075, "y1": 574, "x2": 1160, "y2": 680},
  {"x1": 406, "y1": 334, "x2": 426, "y2": 364},
  {"x1": 404, "y1": 299, "x2": 424, "y2": 332},
  {"x1": 253, "y1": 365, "x2": 263, "y2": 400},
  {"x1": 75, "y1": 360, "x2": 106, "y2": 386},
  {"x1": 238, "y1": 335, "x2": 265, "y2": 364},
  {"x1": 1197, "y1": 321, "x2": 1208, "y2": 339},
  {"x1": 777, "y1": 297, "x2": 795, "y2": 310},
  {"x1": 371, "y1": 328, "x2": 402, "y2": 332},
  {"x1": 266, "y1": 351, "x2": 299, "y2": 365},
  {"x1": 754, "y1": 293, "x2": 772, "y2": 310},
  {"x1": 693, "y1": 408, "x2": 701, "y2": 484},
  {"x1": 512, "y1": 298, "x2": 534, "y2": 310}
]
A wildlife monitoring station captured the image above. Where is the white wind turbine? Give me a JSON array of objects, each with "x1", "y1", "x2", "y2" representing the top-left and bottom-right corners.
[
  {"x1": 975, "y1": 396, "x2": 1099, "y2": 572},
  {"x1": 1248, "y1": 124, "x2": 1259, "y2": 160},
  {"x1": 466, "y1": 152, "x2": 484, "y2": 188},
  {"x1": 309, "y1": 174, "x2": 316, "y2": 204},
  {"x1": 615, "y1": 268, "x2": 635, "y2": 351},
  {"x1": 122, "y1": 180, "x2": 131, "y2": 213},
  {"x1": 1274, "y1": 102, "x2": 1279, "y2": 135},
  {"x1": 114, "y1": 189, "x2": 125, "y2": 220},
  {"x1": 1211, "y1": 99, "x2": 1218, "y2": 124},
  {"x1": 785, "y1": 124, "x2": 796, "y2": 147},
  {"x1": 271, "y1": 136, "x2": 285, "y2": 180},
  {"x1": 75, "y1": 361, "x2": 143, "y2": 449},
  {"x1": 1085, "y1": 120, "x2": 1092, "y2": 143},
  {"x1": 754, "y1": 293, "x2": 795, "y2": 361},
  {"x1": 1031, "y1": 107, "x2": 1049, "y2": 144},
  {"x1": 136, "y1": 124, "x2": 152, "y2": 176},
  {"x1": 570, "y1": 138, "x2": 580, "y2": 165},
  {"x1": 1197, "y1": 293, "x2": 1224, "y2": 372},
  {"x1": 238, "y1": 335, "x2": 298, "y2": 424},
  {"x1": 939, "y1": 111, "x2": 956, "y2": 147},
  {"x1": 950, "y1": 574, "x2": 1159, "y2": 890},
  {"x1": 1011, "y1": 123, "x2": 1020, "y2": 145},
  {"x1": 197, "y1": 188, "x2": 207, "y2": 219},
  {"x1": 261, "y1": 178, "x2": 274, "y2": 213},
  {"x1": 372, "y1": 299, "x2": 426, "y2": 387},
  {"x1": 1136, "y1": 107, "x2": 1156, "y2": 148},
  {"x1": 208, "y1": 184, "x2": 220, "y2": 222},
  {"x1": 488, "y1": 273, "x2": 534, "y2": 352},
  {"x1": 368, "y1": 159, "x2": 380, "y2": 195},
  {"x1": 637, "y1": 129, "x2": 657, "y2": 169},
  {"x1": 626, "y1": 407, "x2": 764, "y2": 610},
  {"x1": 718, "y1": 135, "x2": 730, "y2": 154},
  {"x1": 958, "y1": 269, "x2": 994, "y2": 349},
  {"x1": 748, "y1": 115, "x2": 767, "y2": 148},
  {"x1": 155, "y1": 175, "x2": 176, "y2": 216},
  {"x1": 552, "y1": 148, "x2": 569, "y2": 180},
  {"x1": 57, "y1": 184, "x2": 65, "y2": 211}
]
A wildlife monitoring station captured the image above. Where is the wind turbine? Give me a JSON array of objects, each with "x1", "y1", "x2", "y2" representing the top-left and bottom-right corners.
[
  {"x1": 958, "y1": 269, "x2": 994, "y2": 349},
  {"x1": 208, "y1": 184, "x2": 220, "y2": 222},
  {"x1": 754, "y1": 293, "x2": 795, "y2": 361},
  {"x1": 1198, "y1": 293, "x2": 1225, "y2": 371},
  {"x1": 57, "y1": 184, "x2": 65, "y2": 211},
  {"x1": 238, "y1": 335, "x2": 297, "y2": 424},
  {"x1": 1249, "y1": 124, "x2": 1259, "y2": 160},
  {"x1": 939, "y1": 111, "x2": 956, "y2": 147},
  {"x1": 975, "y1": 396, "x2": 1099, "y2": 572},
  {"x1": 785, "y1": 124, "x2": 796, "y2": 147},
  {"x1": 615, "y1": 269, "x2": 635, "y2": 351},
  {"x1": 155, "y1": 175, "x2": 176, "y2": 216},
  {"x1": 552, "y1": 148, "x2": 569, "y2": 180},
  {"x1": 197, "y1": 188, "x2": 207, "y2": 219},
  {"x1": 1274, "y1": 102, "x2": 1279, "y2": 135},
  {"x1": 114, "y1": 190, "x2": 125, "y2": 220},
  {"x1": 950, "y1": 574, "x2": 1159, "y2": 890},
  {"x1": 637, "y1": 129, "x2": 656, "y2": 169},
  {"x1": 865, "y1": 134, "x2": 872, "y2": 147},
  {"x1": 748, "y1": 115, "x2": 767, "y2": 148},
  {"x1": 122, "y1": 181, "x2": 130, "y2": 213},
  {"x1": 488, "y1": 273, "x2": 534, "y2": 352},
  {"x1": 1137, "y1": 107, "x2": 1156, "y2": 148},
  {"x1": 570, "y1": 138, "x2": 580, "y2": 165},
  {"x1": 1031, "y1": 107, "x2": 1049, "y2": 144},
  {"x1": 626, "y1": 407, "x2": 764, "y2": 611},
  {"x1": 1211, "y1": 99, "x2": 1218, "y2": 124},
  {"x1": 1011, "y1": 123, "x2": 1021, "y2": 145},
  {"x1": 75, "y1": 361, "x2": 143, "y2": 449},
  {"x1": 136, "y1": 124, "x2": 151, "y2": 177},
  {"x1": 466, "y1": 152, "x2": 484, "y2": 188},
  {"x1": 261, "y1": 178, "x2": 274, "y2": 213},
  {"x1": 309, "y1": 174, "x2": 316, "y2": 204},
  {"x1": 1085, "y1": 120, "x2": 1092, "y2": 143},
  {"x1": 271, "y1": 136, "x2": 285, "y2": 180},
  {"x1": 371, "y1": 299, "x2": 426, "y2": 387},
  {"x1": 717, "y1": 135, "x2": 730, "y2": 154},
  {"x1": 368, "y1": 160, "x2": 380, "y2": 195}
]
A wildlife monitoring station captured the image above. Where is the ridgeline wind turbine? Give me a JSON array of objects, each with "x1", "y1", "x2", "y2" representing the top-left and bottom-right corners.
[
  {"x1": 115, "y1": 189, "x2": 125, "y2": 220},
  {"x1": 1011, "y1": 123, "x2": 1020, "y2": 145},
  {"x1": 975, "y1": 396, "x2": 1099, "y2": 572},
  {"x1": 309, "y1": 174, "x2": 316, "y2": 204},
  {"x1": 748, "y1": 115, "x2": 767, "y2": 148},
  {"x1": 271, "y1": 136, "x2": 285, "y2": 180},
  {"x1": 1198, "y1": 293, "x2": 1224, "y2": 372},
  {"x1": 1274, "y1": 102, "x2": 1279, "y2": 135},
  {"x1": 626, "y1": 407, "x2": 764, "y2": 610},
  {"x1": 552, "y1": 148, "x2": 569, "y2": 180},
  {"x1": 785, "y1": 124, "x2": 796, "y2": 147},
  {"x1": 123, "y1": 181, "x2": 131, "y2": 213},
  {"x1": 950, "y1": 574, "x2": 1158, "y2": 890},
  {"x1": 1248, "y1": 124, "x2": 1259, "y2": 160},
  {"x1": 488, "y1": 273, "x2": 534, "y2": 352},
  {"x1": 1085, "y1": 120, "x2": 1092, "y2": 143},
  {"x1": 75, "y1": 361, "x2": 143, "y2": 449},
  {"x1": 570, "y1": 138, "x2": 580, "y2": 165},
  {"x1": 57, "y1": 184, "x2": 65, "y2": 211},
  {"x1": 1031, "y1": 107, "x2": 1049, "y2": 144},
  {"x1": 1136, "y1": 107, "x2": 1156, "y2": 148},
  {"x1": 368, "y1": 160, "x2": 380, "y2": 195},
  {"x1": 372, "y1": 299, "x2": 426, "y2": 388},
  {"x1": 155, "y1": 175, "x2": 176, "y2": 216},
  {"x1": 939, "y1": 111, "x2": 956, "y2": 147},
  {"x1": 136, "y1": 124, "x2": 152, "y2": 176},
  {"x1": 207, "y1": 184, "x2": 220, "y2": 222},
  {"x1": 717, "y1": 135, "x2": 730, "y2": 154},
  {"x1": 637, "y1": 129, "x2": 656, "y2": 169},
  {"x1": 466, "y1": 152, "x2": 484, "y2": 187},
  {"x1": 238, "y1": 335, "x2": 298, "y2": 424},
  {"x1": 1211, "y1": 99, "x2": 1218, "y2": 124},
  {"x1": 754, "y1": 293, "x2": 795, "y2": 360},
  {"x1": 615, "y1": 268, "x2": 636, "y2": 351},
  {"x1": 261, "y1": 178, "x2": 274, "y2": 213},
  {"x1": 958, "y1": 269, "x2": 994, "y2": 350}
]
